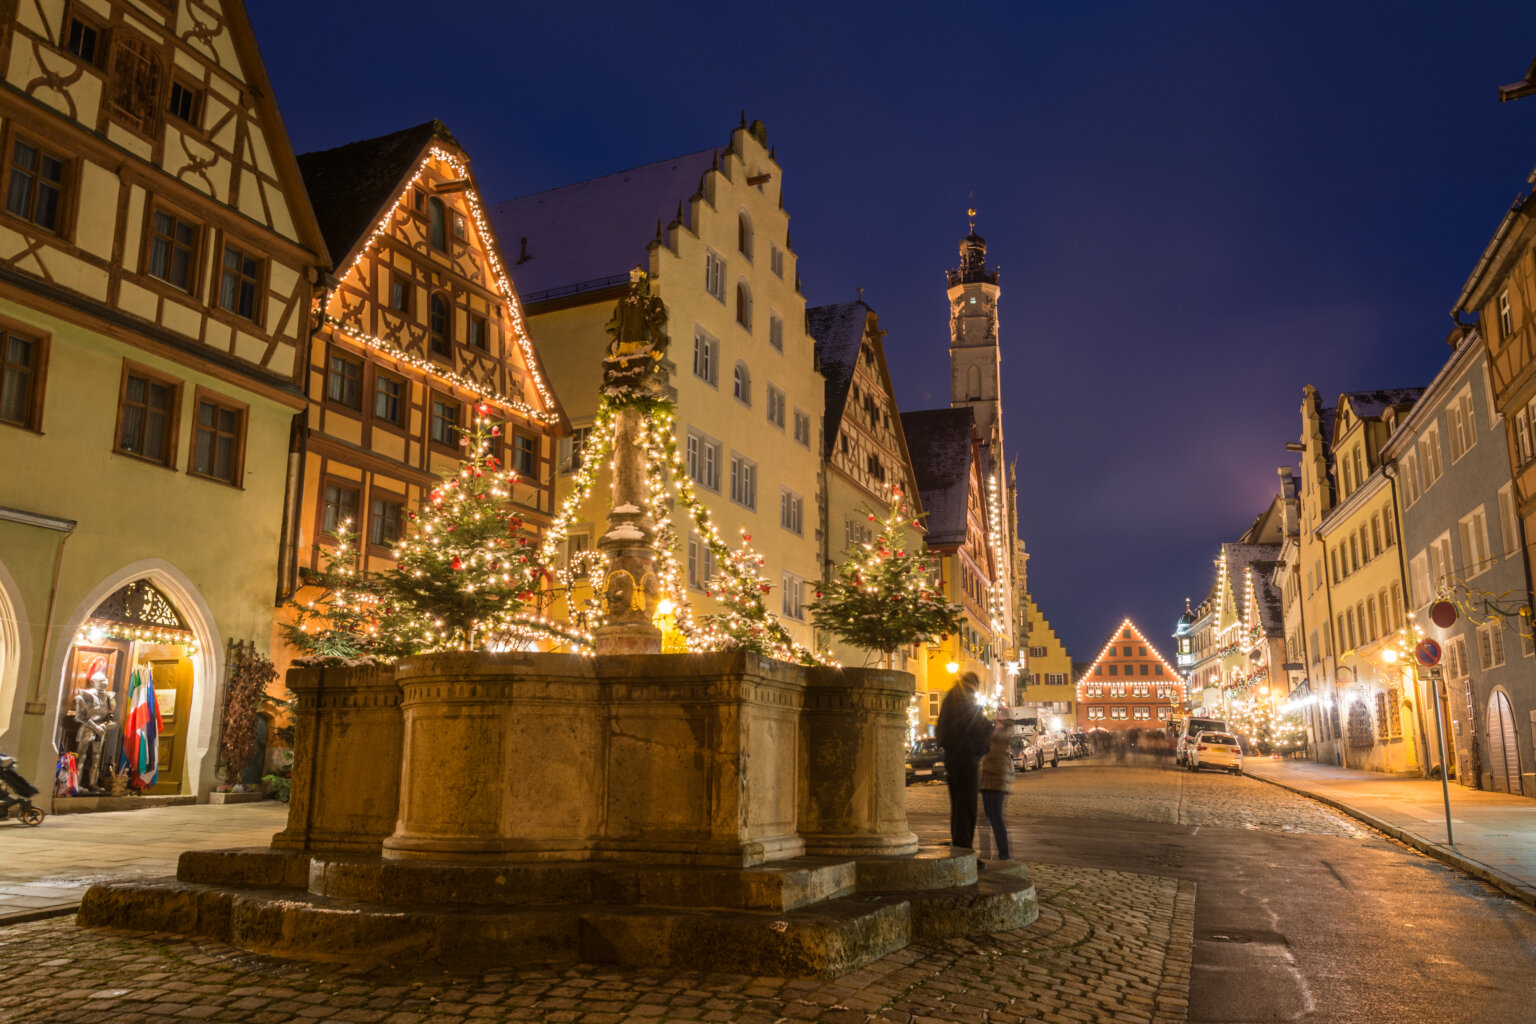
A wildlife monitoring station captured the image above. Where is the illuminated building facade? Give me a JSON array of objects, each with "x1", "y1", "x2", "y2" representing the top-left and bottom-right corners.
[{"x1": 1076, "y1": 619, "x2": 1187, "y2": 731}]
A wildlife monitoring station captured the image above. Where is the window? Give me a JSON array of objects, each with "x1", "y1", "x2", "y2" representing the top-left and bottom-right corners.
[
  {"x1": 770, "y1": 244, "x2": 784, "y2": 278},
  {"x1": 1384, "y1": 510, "x2": 1395, "y2": 547},
  {"x1": 429, "y1": 294, "x2": 452, "y2": 356},
  {"x1": 1029, "y1": 646, "x2": 1047, "y2": 658},
  {"x1": 468, "y1": 314, "x2": 488, "y2": 351},
  {"x1": 766, "y1": 384, "x2": 786, "y2": 429},
  {"x1": 218, "y1": 244, "x2": 262, "y2": 321},
  {"x1": 390, "y1": 273, "x2": 412, "y2": 314},
  {"x1": 452, "y1": 211, "x2": 467, "y2": 242},
  {"x1": 560, "y1": 426, "x2": 591, "y2": 474},
  {"x1": 1111, "y1": 707, "x2": 1128, "y2": 720},
  {"x1": 1500, "y1": 483, "x2": 1521, "y2": 556},
  {"x1": 64, "y1": 15, "x2": 103, "y2": 65},
  {"x1": 326, "y1": 353, "x2": 362, "y2": 410},
  {"x1": 1139, "y1": 663, "x2": 1150, "y2": 675},
  {"x1": 736, "y1": 281, "x2": 752, "y2": 330},
  {"x1": 1448, "y1": 387, "x2": 1476, "y2": 462},
  {"x1": 1410, "y1": 551, "x2": 1431, "y2": 609},
  {"x1": 1429, "y1": 532, "x2": 1455, "y2": 595},
  {"x1": 166, "y1": 79, "x2": 201, "y2": 127},
  {"x1": 116, "y1": 368, "x2": 177, "y2": 465},
  {"x1": 1349, "y1": 534, "x2": 1359, "y2": 572},
  {"x1": 430, "y1": 397, "x2": 460, "y2": 447},
  {"x1": 1133, "y1": 707, "x2": 1150, "y2": 720},
  {"x1": 1087, "y1": 706, "x2": 1105, "y2": 720},
  {"x1": 146, "y1": 208, "x2": 198, "y2": 291},
  {"x1": 513, "y1": 434, "x2": 537, "y2": 478},
  {"x1": 1499, "y1": 290, "x2": 1514, "y2": 340},
  {"x1": 321, "y1": 482, "x2": 359, "y2": 537},
  {"x1": 692, "y1": 329, "x2": 717, "y2": 385},
  {"x1": 1371, "y1": 515, "x2": 1383, "y2": 557},
  {"x1": 782, "y1": 572, "x2": 804, "y2": 620},
  {"x1": 793, "y1": 409, "x2": 811, "y2": 447},
  {"x1": 1518, "y1": 409, "x2": 1535, "y2": 466},
  {"x1": 369, "y1": 495, "x2": 403, "y2": 548},
  {"x1": 1374, "y1": 692, "x2": 1389, "y2": 736},
  {"x1": 780, "y1": 488, "x2": 803, "y2": 535},
  {"x1": 1390, "y1": 583, "x2": 1402, "y2": 630},
  {"x1": 107, "y1": 33, "x2": 162, "y2": 135},
  {"x1": 769, "y1": 313, "x2": 783, "y2": 351},
  {"x1": 1417, "y1": 426, "x2": 1444, "y2": 490},
  {"x1": 565, "y1": 530, "x2": 591, "y2": 566},
  {"x1": 732, "y1": 362, "x2": 751, "y2": 405},
  {"x1": 738, "y1": 212, "x2": 753, "y2": 260},
  {"x1": 1139, "y1": 646, "x2": 1147, "y2": 656},
  {"x1": 1157, "y1": 706, "x2": 1173, "y2": 720},
  {"x1": 686, "y1": 430, "x2": 719, "y2": 490},
  {"x1": 1478, "y1": 621, "x2": 1507, "y2": 671},
  {"x1": 1366, "y1": 598, "x2": 1378, "y2": 641},
  {"x1": 5, "y1": 138, "x2": 65, "y2": 233},
  {"x1": 374, "y1": 373, "x2": 406, "y2": 427},
  {"x1": 928, "y1": 691, "x2": 941, "y2": 719},
  {"x1": 189, "y1": 393, "x2": 243, "y2": 485},
  {"x1": 1400, "y1": 449, "x2": 1421, "y2": 505},
  {"x1": 1446, "y1": 635, "x2": 1469, "y2": 679},
  {"x1": 0, "y1": 328, "x2": 45, "y2": 430},
  {"x1": 687, "y1": 533, "x2": 716, "y2": 589},
  {"x1": 730, "y1": 454, "x2": 756, "y2": 509},
  {"x1": 704, "y1": 248, "x2": 725, "y2": 300},
  {"x1": 1460, "y1": 506, "x2": 1491, "y2": 579},
  {"x1": 427, "y1": 196, "x2": 447, "y2": 251}
]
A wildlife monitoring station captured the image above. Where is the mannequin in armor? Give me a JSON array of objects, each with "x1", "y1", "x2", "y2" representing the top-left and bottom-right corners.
[{"x1": 72, "y1": 670, "x2": 117, "y2": 793}]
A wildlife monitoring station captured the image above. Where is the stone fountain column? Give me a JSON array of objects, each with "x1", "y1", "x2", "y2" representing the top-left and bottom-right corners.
[{"x1": 593, "y1": 403, "x2": 661, "y2": 654}]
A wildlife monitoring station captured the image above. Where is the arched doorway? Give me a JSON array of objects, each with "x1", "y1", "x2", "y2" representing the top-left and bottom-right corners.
[
  {"x1": 56, "y1": 579, "x2": 199, "y2": 796},
  {"x1": 1487, "y1": 690, "x2": 1521, "y2": 795}
]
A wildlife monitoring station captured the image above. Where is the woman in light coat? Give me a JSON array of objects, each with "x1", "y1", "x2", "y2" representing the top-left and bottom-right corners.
[{"x1": 978, "y1": 720, "x2": 1015, "y2": 861}]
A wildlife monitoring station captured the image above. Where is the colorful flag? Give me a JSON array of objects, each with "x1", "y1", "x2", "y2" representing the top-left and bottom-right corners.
[{"x1": 122, "y1": 667, "x2": 163, "y2": 791}]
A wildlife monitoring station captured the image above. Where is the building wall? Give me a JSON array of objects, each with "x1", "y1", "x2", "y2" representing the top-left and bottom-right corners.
[
  {"x1": 1076, "y1": 620, "x2": 1185, "y2": 730},
  {"x1": 1396, "y1": 338, "x2": 1535, "y2": 793},
  {"x1": 1020, "y1": 591, "x2": 1073, "y2": 714}
]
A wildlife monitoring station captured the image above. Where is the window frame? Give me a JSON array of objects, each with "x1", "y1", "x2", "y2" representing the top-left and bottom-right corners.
[
  {"x1": 704, "y1": 248, "x2": 726, "y2": 301},
  {"x1": 691, "y1": 328, "x2": 718, "y2": 386},
  {"x1": 62, "y1": 6, "x2": 109, "y2": 68},
  {"x1": 729, "y1": 452, "x2": 757, "y2": 510},
  {"x1": 769, "y1": 311, "x2": 783, "y2": 352},
  {"x1": 367, "y1": 488, "x2": 407, "y2": 553},
  {"x1": 735, "y1": 279, "x2": 752, "y2": 331},
  {"x1": 215, "y1": 236, "x2": 266, "y2": 325},
  {"x1": 0, "y1": 320, "x2": 49, "y2": 433},
  {"x1": 428, "y1": 393, "x2": 462, "y2": 452},
  {"x1": 141, "y1": 201, "x2": 203, "y2": 295},
  {"x1": 371, "y1": 368, "x2": 409, "y2": 434},
  {"x1": 428, "y1": 292, "x2": 453, "y2": 357},
  {"x1": 686, "y1": 429, "x2": 721, "y2": 492},
  {"x1": 324, "y1": 347, "x2": 364, "y2": 413},
  {"x1": 468, "y1": 312, "x2": 489, "y2": 351},
  {"x1": 781, "y1": 571, "x2": 805, "y2": 620},
  {"x1": 512, "y1": 432, "x2": 539, "y2": 480},
  {"x1": 427, "y1": 196, "x2": 448, "y2": 252},
  {"x1": 780, "y1": 487, "x2": 803, "y2": 536},
  {"x1": 732, "y1": 360, "x2": 752, "y2": 406},
  {"x1": 165, "y1": 74, "x2": 203, "y2": 130},
  {"x1": 792, "y1": 408, "x2": 811, "y2": 447},
  {"x1": 113, "y1": 360, "x2": 181, "y2": 468},
  {"x1": 186, "y1": 386, "x2": 247, "y2": 487},
  {"x1": 766, "y1": 383, "x2": 786, "y2": 430},
  {"x1": 319, "y1": 477, "x2": 362, "y2": 540},
  {"x1": 389, "y1": 271, "x2": 413, "y2": 316},
  {"x1": 2, "y1": 130, "x2": 72, "y2": 237},
  {"x1": 737, "y1": 210, "x2": 753, "y2": 261}
]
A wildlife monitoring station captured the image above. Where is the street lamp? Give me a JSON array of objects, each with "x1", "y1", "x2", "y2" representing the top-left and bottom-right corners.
[{"x1": 946, "y1": 660, "x2": 959, "y2": 675}]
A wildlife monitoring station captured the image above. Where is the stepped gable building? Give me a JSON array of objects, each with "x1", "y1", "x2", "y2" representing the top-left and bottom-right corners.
[
  {"x1": 808, "y1": 299, "x2": 925, "y2": 674},
  {"x1": 900, "y1": 407, "x2": 999, "y2": 730},
  {"x1": 1076, "y1": 620, "x2": 1187, "y2": 731},
  {"x1": 286, "y1": 121, "x2": 565, "y2": 618},
  {"x1": 489, "y1": 120, "x2": 823, "y2": 647},
  {"x1": 0, "y1": 0, "x2": 328, "y2": 805}
]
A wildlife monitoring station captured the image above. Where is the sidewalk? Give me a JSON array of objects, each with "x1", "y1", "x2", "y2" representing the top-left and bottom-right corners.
[
  {"x1": 1246, "y1": 757, "x2": 1536, "y2": 905},
  {"x1": 0, "y1": 801, "x2": 287, "y2": 924}
]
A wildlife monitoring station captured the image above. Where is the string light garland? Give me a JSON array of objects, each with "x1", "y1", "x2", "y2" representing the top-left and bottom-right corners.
[{"x1": 77, "y1": 621, "x2": 198, "y2": 654}]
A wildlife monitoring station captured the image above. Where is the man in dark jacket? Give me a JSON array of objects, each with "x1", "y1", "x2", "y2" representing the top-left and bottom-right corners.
[{"x1": 936, "y1": 671, "x2": 990, "y2": 850}]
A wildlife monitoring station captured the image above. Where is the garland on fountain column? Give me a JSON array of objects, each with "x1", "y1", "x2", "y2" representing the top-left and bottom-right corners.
[{"x1": 809, "y1": 489, "x2": 962, "y2": 665}]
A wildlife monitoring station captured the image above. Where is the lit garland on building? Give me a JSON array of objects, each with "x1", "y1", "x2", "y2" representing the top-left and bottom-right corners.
[
  {"x1": 322, "y1": 145, "x2": 560, "y2": 425},
  {"x1": 77, "y1": 621, "x2": 198, "y2": 654}
]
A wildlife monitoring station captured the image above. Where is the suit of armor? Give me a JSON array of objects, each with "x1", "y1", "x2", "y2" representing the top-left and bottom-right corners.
[{"x1": 72, "y1": 673, "x2": 117, "y2": 793}]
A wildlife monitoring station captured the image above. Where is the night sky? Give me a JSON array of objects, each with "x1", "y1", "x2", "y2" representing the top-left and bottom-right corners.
[{"x1": 251, "y1": 2, "x2": 1536, "y2": 661}]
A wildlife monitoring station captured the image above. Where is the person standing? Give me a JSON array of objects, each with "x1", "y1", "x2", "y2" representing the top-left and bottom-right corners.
[
  {"x1": 979, "y1": 721, "x2": 1014, "y2": 861},
  {"x1": 936, "y1": 671, "x2": 990, "y2": 850}
]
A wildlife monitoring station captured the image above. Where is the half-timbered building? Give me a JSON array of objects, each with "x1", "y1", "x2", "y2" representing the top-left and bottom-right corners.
[
  {"x1": 808, "y1": 299, "x2": 924, "y2": 676},
  {"x1": 1076, "y1": 620, "x2": 1187, "y2": 732},
  {"x1": 0, "y1": 0, "x2": 328, "y2": 806},
  {"x1": 285, "y1": 121, "x2": 566, "y2": 639}
]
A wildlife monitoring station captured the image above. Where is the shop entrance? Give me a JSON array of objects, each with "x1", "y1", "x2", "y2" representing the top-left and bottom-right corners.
[{"x1": 57, "y1": 580, "x2": 198, "y2": 796}]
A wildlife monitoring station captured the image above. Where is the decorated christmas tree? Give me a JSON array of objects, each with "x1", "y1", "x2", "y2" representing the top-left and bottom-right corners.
[
  {"x1": 811, "y1": 489, "x2": 962, "y2": 666},
  {"x1": 372, "y1": 404, "x2": 567, "y2": 655},
  {"x1": 281, "y1": 521, "x2": 381, "y2": 659},
  {"x1": 695, "y1": 529, "x2": 815, "y2": 664}
]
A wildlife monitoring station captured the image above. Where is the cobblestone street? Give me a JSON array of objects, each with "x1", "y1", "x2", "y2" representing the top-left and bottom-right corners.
[{"x1": 4, "y1": 760, "x2": 1536, "y2": 1023}]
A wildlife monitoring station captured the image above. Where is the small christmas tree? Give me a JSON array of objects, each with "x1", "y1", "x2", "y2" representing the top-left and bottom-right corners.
[
  {"x1": 811, "y1": 490, "x2": 962, "y2": 666},
  {"x1": 372, "y1": 405, "x2": 555, "y2": 654},
  {"x1": 695, "y1": 529, "x2": 816, "y2": 665},
  {"x1": 281, "y1": 521, "x2": 381, "y2": 659}
]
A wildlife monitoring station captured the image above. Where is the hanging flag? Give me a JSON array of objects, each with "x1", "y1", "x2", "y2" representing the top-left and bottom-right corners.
[
  {"x1": 123, "y1": 667, "x2": 163, "y2": 791},
  {"x1": 120, "y1": 668, "x2": 142, "y2": 776}
]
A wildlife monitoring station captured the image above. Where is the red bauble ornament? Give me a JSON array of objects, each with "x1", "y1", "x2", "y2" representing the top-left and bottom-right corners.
[
  {"x1": 450, "y1": 557, "x2": 464, "y2": 570},
  {"x1": 518, "y1": 591, "x2": 534, "y2": 601},
  {"x1": 743, "y1": 534, "x2": 751, "y2": 542},
  {"x1": 867, "y1": 514, "x2": 876, "y2": 522},
  {"x1": 476, "y1": 402, "x2": 491, "y2": 416}
]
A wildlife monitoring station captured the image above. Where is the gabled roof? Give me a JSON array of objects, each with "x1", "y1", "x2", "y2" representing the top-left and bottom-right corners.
[
  {"x1": 1339, "y1": 388, "x2": 1424, "y2": 424},
  {"x1": 900, "y1": 408, "x2": 977, "y2": 548},
  {"x1": 1074, "y1": 619, "x2": 1186, "y2": 690},
  {"x1": 1222, "y1": 543, "x2": 1283, "y2": 636},
  {"x1": 297, "y1": 120, "x2": 454, "y2": 271},
  {"x1": 488, "y1": 149, "x2": 718, "y2": 301}
]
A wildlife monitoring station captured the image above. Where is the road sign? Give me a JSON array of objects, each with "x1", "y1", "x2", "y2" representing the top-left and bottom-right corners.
[
  {"x1": 1415, "y1": 638, "x2": 1442, "y2": 667},
  {"x1": 1424, "y1": 665, "x2": 1444, "y2": 681}
]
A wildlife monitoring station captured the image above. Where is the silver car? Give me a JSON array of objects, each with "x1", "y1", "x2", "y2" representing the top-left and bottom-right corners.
[{"x1": 1186, "y1": 731, "x2": 1244, "y2": 774}]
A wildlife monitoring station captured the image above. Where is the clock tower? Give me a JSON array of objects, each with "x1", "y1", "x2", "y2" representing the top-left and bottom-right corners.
[{"x1": 947, "y1": 210, "x2": 1005, "y2": 467}]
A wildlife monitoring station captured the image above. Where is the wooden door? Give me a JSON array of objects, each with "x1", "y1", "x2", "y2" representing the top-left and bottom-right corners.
[
  {"x1": 148, "y1": 654, "x2": 194, "y2": 794},
  {"x1": 1488, "y1": 691, "x2": 1521, "y2": 794}
]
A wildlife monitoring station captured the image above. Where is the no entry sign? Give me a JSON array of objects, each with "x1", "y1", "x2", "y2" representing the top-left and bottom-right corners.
[{"x1": 1415, "y1": 638, "x2": 1442, "y2": 667}]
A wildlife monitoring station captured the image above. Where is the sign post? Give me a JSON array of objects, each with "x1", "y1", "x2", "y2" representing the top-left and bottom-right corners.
[{"x1": 1415, "y1": 638, "x2": 1454, "y2": 846}]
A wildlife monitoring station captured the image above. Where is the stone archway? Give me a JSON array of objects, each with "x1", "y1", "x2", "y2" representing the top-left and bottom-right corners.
[
  {"x1": 0, "y1": 557, "x2": 29, "y2": 748},
  {"x1": 50, "y1": 559, "x2": 221, "y2": 798}
]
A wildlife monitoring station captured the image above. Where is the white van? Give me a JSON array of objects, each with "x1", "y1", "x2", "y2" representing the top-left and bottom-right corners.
[{"x1": 1176, "y1": 716, "x2": 1228, "y2": 766}]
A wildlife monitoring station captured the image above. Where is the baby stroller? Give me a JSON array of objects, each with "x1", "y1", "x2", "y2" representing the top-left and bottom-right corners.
[{"x1": 0, "y1": 755, "x2": 44, "y2": 826}]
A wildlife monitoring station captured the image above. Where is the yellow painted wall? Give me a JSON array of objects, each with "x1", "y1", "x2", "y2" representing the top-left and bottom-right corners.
[{"x1": 1019, "y1": 591, "x2": 1073, "y2": 710}]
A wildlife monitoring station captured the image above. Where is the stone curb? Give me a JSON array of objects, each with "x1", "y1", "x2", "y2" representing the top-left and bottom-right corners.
[
  {"x1": 1244, "y1": 769, "x2": 1536, "y2": 909},
  {"x1": 0, "y1": 904, "x2": 80, "y2": 927}
]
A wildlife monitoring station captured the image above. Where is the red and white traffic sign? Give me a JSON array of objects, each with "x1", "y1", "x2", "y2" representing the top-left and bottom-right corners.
[{"x1": 1415, "y1": 638, "x2": 1442, "y2": 667}]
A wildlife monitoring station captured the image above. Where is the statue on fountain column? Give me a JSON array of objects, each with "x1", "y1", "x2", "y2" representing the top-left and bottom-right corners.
[{"x1": 594, "y1": 269, "x2": 670, "y2": 655}]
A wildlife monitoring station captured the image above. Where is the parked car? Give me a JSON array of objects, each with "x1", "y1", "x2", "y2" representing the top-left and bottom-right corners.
[
  {"x1": 1187, "y1": 731, "x2": 1244, "y2": 774},
  {"x1": 1034, "y1": 730, "x2": 1061, "y2": 767},
  {"x1": 1175, "y1": 716, "x2": 1229, "y2": 766},
  {"x1": 1011, "y1": 736, "x2": 1039, "y2": 771},
  {"x1": 905, "y1": 739, "x2": 946, "y2": 784}
]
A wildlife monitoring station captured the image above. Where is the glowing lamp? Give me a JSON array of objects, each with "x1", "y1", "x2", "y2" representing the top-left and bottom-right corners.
[
  {"x1": 1381, "y1": 649, "x2": 1398, "y2": 664},
  {"x1": 946, "y1": 661, "x2": 960, "y2": 675}
]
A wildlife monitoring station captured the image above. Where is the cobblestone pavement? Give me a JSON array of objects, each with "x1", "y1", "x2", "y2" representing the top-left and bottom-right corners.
[
  {"x1": 905, "y1": 759, "x2": 1369, "y2": 840},
  {"x1": 0, "y1": 859, "x2": 1193, "y2": 1024}
]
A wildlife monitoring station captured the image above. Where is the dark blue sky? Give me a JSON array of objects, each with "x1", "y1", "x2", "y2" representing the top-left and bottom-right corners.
[{"x1": 252, "y1": 2, "x2": 1536, "y2": 660}]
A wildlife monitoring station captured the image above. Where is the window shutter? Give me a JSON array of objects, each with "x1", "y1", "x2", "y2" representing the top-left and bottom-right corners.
[{"x1": 109, "y1": 34, "x2": 162, "y2": 135}]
